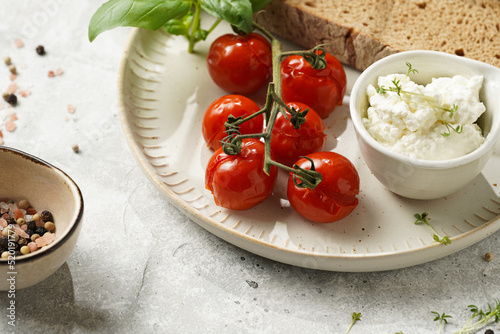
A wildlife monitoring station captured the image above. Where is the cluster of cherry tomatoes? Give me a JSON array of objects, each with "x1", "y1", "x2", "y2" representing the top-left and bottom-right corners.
[{"x1": 202, "y1": 32, "x2": 360, "y2": 223}]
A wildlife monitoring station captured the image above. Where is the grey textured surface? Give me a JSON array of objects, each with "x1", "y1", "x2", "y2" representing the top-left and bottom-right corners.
[{"x1": 0, "y1": 1, "x2": 499, "y2": 333}]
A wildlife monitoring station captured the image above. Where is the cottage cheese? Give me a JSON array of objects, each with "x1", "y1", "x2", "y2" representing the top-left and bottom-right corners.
[{"x1": 363, "y1": 74, "x2": 486, "y2": 160}]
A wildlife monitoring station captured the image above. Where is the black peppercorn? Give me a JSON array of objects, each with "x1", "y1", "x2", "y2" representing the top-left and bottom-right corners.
[
  {"x1": 41, "y1": 210, "x2": 53, "y2": 222},
  {"x1": 36, "y1": 45, "x2": 45, "y2": 55},
  {"x1": 27, "y1": 221, "x2": 36, "y2": 231},
  {"x1": 6, "y1": 217, "x2": 15, "y2": 225},
  {"x1": 485, "y1": 329, "x2": 494, "y2": 334},
  {"x1": 35, "y1": 226, "x2": 47, "y2": 236},
  {"x1": 0, "y1": 237, "x2": 8, "y2": 249},
  {"x1": 25, "y1": 229, "x2": 34, "y2": 238},
  {"x1": 5, "y1": 93, "x2": 17, "y2": 106}
]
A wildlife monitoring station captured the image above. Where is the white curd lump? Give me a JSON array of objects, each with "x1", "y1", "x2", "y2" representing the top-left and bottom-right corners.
[{"x1": 363, "y1": 73, "x2": 486, "y2": 160}]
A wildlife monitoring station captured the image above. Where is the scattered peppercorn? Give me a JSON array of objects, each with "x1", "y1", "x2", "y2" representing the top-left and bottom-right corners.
[
  {"x1": 0, "y1": 237, "x2": 8, "y2": 249},
  {"x1": 18, "y1": 199, "x2": 30, "y2": 210},
  {"x1": 5, "y1": 93, "x2": 17, "y2": 106},
  {"x1": 72, "y1": 144, "x2": 80, "y2": 153},
  {"x1": 35, "y1": 226, "x2": 47, "y2": 236},
  {"x1": 485, "y1": 252, "x2": 494, "y2": 262},
  {"x1": 8, "y1": 64, "x2": 16, "y2": 74},
  {"x1": 4, "y1": 56, "x2": 11, "y2": 66},
  {"x1": 2, "y1": 227, "x2": 11, "y2": 237},
  {"x1": 484, "y1": 329, "x2": 494, "y2": 334},
  {"x1": 31, "y1": 234, "x2": 40, "y2": 242},
  {"x1": 41, "y1": 210, "x2": 53, "y2": 222},
  {"x1": 20, "y1": 246, "x2": 30, "y2": 255},
  {"x1": 44, "y1": 221, "x2": 55, "y2": 232},
  {"x1": 36, "y1": 45, "x2": 45, "y2": 55},
  {"x1": 27, "y1": 221, "x2": 36, "y2": 231}
]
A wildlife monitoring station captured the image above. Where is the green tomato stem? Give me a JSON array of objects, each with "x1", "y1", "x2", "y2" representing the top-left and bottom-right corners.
[
  {"x1": 187, "y1": 1, "x2": 202, "y2": 53},
  {"x1": 220, "y1": 22, "x2": 323, "y2": 189}
]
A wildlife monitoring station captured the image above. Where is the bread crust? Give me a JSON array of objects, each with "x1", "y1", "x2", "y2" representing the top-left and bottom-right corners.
[{"x1": 255, "y1": 0, "x2": 500, "y2": 70}]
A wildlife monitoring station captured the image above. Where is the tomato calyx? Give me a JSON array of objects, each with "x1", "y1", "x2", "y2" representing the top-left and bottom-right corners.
[
  {"x1": 291, "y1": 157, "x2": 323, "y2": 190},
  {"x1": 281, "y1": 45, "x2": 328, "y2": 70},
  {"x1": 281, "y1": 104, "x2": 309, "y2": 129}
]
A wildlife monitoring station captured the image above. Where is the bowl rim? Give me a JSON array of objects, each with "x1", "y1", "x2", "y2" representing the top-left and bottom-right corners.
[
  {"x1": 349, "y1": 50, "x2": 500, "y2": 169},
  {"x1": 0, "y1": 146, "x2": 84, "y2": 265}
]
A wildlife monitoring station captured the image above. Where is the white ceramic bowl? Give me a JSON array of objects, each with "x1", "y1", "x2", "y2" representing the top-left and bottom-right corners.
[
  {"x1": 0, "y1": 146, "x2": 84, "y2": 290},
  {"x1": 350, "y1": 50, "x2": 500, "y2": 200}
]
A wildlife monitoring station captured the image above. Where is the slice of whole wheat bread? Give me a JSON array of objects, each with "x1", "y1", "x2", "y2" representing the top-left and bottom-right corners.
[{"x1": 254, "y1": 0, "x2": 500, "y2": 70}]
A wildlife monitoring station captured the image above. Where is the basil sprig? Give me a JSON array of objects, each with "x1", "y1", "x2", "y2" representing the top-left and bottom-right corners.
[{"x1": 88, "y1": 0, "x2": 271, "y2": 52}]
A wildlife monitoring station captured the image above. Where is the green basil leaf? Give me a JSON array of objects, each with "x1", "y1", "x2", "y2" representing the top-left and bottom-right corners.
[
  {"x1": 164, "y1": 12, "x2": 193, "y2": 36},
  {"x1": 200, "y1": 0, "x2": 253, "y2": 34},
  {"x1": 89, "y1": 0, "x2": 192, "y2": 42},
  {"x1": 249, "y1": 0, "x2": 272, "y2": 11}
]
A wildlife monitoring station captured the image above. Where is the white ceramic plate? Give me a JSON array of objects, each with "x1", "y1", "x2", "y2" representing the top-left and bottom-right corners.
[{"x1": 118, "y1": 24, "x2": 500, "y2": 272}]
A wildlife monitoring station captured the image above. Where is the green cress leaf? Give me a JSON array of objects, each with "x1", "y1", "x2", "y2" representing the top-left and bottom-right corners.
[
  {"x1": 201, "y1": 0, "x2": 254, "y2": 33},
  {"x1": 88, "y1": 0, "x2": 192, "y2": 42}
]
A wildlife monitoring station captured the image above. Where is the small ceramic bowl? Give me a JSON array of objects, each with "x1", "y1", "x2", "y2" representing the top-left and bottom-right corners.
[
  {"x1": 350, "y1": 50, "x2": 500, "y2": 200},
  {"x1": 0, "y1": 146, "x2": 83, "y2": 290}
]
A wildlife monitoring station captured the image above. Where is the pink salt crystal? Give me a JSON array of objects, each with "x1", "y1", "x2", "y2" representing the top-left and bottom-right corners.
[
  {"x1": 6, "y1": 82, "x2": 18, "y2": 94},
  {"x1": 19, "y1": 90, "x2": 31, "y2": 97},
  {"x1": 14, "y1": 38, "x2": 24, "y2": 48},
  {"x1": 28, "y1": 242, "x2": 37, "y2": 253},
  {"x1": 55, "y1": 68, "x2": 63, "y2": 76},
  {"x1": 21, "y1": 224, "x2": 28, "y2": 231},
  {"x1": 5, "y1": 121, "x2": 16, "y2": 132},
  {"x1": 67, "y1": 104, "x2": 76, "y2": 114},
  {"x1": 48, "y1": 70, "x2": 55, "y2": 78},
  {"x1": 10, "y1": 74, "x2": 17, "y2": 81},
  {"x1": 0, "y1": 218, "x2": 7, "y2": 228},
  {"x1": 10, "y1": 114, "x2": 17, "y2": 122},
  {"x1": 0, "y1": 138, "x2": 4, "y2": 145},
  {"x1": 15, "y1": 227, "x2": 29, "y2": 239},
  {"x1": 35, "y1": 233, "x2": 56, "y2": 247}
]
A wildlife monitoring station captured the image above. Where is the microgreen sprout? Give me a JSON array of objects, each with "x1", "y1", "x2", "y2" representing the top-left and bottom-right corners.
[
  {"x1": 405, "y1": 61, "x2": 418, "y2": 77},
  {"x1": 431, "y1": 311, "x2": 452, "y2": 334},
  {"x1": 454, "y1": 300, "x2": 500, "y2": 334},
  {"x1": 345, "y1": 312, "x2": 361, "y2": 334},
  {"x1": 441, "y1": 122, "x2": 463, "y2": 137},
  {"x1": 414, "y1": 212, "x2": 451, "y2": 245},
  {"x1": 376, "y1": 63, "x2": 464, "y2": 138}
]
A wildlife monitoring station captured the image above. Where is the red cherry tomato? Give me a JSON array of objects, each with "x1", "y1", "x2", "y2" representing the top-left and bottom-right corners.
[
  {"x1": 202, "y1": 95, "x2": 263, "y2": 151},
  {"x1": 270, "y1": 102, "x2": 326, "y2": 167},
  {"x1": 207, "y1": 33, "x2": 272, "y2": 95},
  {"x1": 281, "y1": 50, "x2": 347, "y2": 118},
  {"x1": 206, "y1": 138, "x2": 278, "y2": 210},
  {"x1": 287, "y1": 152, "x2": 359, "y2": 223}
]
